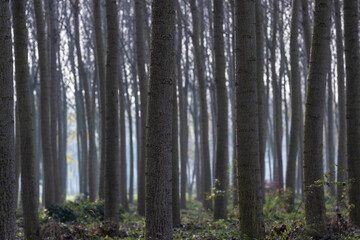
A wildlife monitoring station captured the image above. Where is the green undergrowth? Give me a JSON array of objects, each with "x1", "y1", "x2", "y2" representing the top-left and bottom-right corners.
[{"x1": 14, "y1": 193, "x2": 359, "y2": 239}]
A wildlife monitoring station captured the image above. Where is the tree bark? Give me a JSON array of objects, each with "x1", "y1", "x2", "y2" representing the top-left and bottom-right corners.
[
  {"x1": 344, "y1": 0, "x2": 360, "y2": 226},
  {"x1": 333, "y1": 0, "x2": 347, "y2": 203},
  {"x1": 0, "y1": 1, "x2": 16, "y2": 238},
  {"x1": 189, "y1": 0, "x2": 212, "y2": 210},
  {"x1": 235, "y1": 1, "x2": 264, "y2": 238},
  {"x1": 303, "y1": 0, "x2": 331, "y2": 235},
  {"x1": 104, "y1": 0, "x2": 120, "y2": 222},
  {"x1": 213, "y1": 0, "x2": 228, "y2": 220},
  {"x1": 33, "y1": 0, "x2": 55, "y2": 208},
  {"x1": 172, "y1": 79, "x2": 180, "y2": 227},
  {"x1": 145, "y1": 0, "x2": 175, "y2": 238}
]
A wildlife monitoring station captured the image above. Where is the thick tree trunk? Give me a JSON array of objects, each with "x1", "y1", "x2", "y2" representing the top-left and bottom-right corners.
[
  {"x1": 303, "y1": 0, "x2": 331, "y2": 235},
  {"x1": 145, "y1": 0, "x2": 175, "y2": 238},
  {"x1": 12, "y1": 0, "x2": 39, "y2": 238},
  {"x1": 0, "y1": 1, "x2": 16, "y2": 238},
  {"x1": 333, "y1": 0, "x2": 347, "y2": 203},
  {"x1": 213, "y1": 0, "x2": 228, "y2": 220},
  {"x1": 33, "y1": 0, "x2": 55, "y2": 208},
  {"x1": 134, "y1": 0, "x2": 147, "y2": 216},
  {"x1": 344, "y1": 0, "x2": 360, "y2": 226},
  {"x1": 172, "y1": 80, "x2": 180, "y2": 227},
  {"x1": 189, "y1": 0, "x2": 212, "y2": 210},
  {"x1": 104, "y1": 0, "x2": 120, "y2": 222},
  {"x1": 235, "y1": 1, "x2": 265, "y2": 238}
]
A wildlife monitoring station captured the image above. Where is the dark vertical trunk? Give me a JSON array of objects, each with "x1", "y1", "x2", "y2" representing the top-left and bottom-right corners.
[
  {"x1": 145, "y1": 0, "x2": 175, "y2": 238},
  {"x1": 303, "y1": 0, "x2": 331, "y2": 235},
  {"x1": 172, "y1": 78, "x2": 180, "y2": 227},
  {"x1": 12, "y1": 0, "x2": 39, "y2": 237},
  {"x1": 0, "y1": 1, "x2": 16, "y2": 238},
  {"x1": 344, "y1": 0, "x2": 360, "y2": 226},
  {"x1": 104, "y1": 0, "x2": 120, "y2": 222},
  {"x1": 235, "y1": 1, "x2": 264, "y2": 237}
]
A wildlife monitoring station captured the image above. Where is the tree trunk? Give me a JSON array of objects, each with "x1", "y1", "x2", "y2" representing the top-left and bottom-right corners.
[
  {"x1": 213, "y1": 0, "x2": 229, "y2": 220},
  {"x1": 286, "y1": 0, "x2": 301, "y2": 208},
  {"x1": 344, "y1": 0, "x2": 360, "y2": 226},
  {"x1": 172, "y1": 78, "x2": 180, "y2": 227},
  {"x1": 0, "y1": 1, "x2": 16, "y2": 238},
  {"x1": 303, "y1": 0, "x2": 331, "y2": 235},
  {"x1": 145, "y1": 0, "x2": 175, "y2": 238},
  {"x1": 93, "y1": 0, "x2": 106, "y2": 200},
  {"x1": 333, "y1": 0, "x2": 347, "y2": 203},
  {"x1": 33, "y1": 0, "x2": 55, "y2": 208},
  {"x1": 235, "y1": 1, "x2": 264, "y2": 238},
  {"x1": 135, "y1": 0, "x2": 148, "y2": 217},
  {"x1": 189, "y1": 0, "x2": 212, "y2": 210},
  {"x1": 104, "y1": 0, "x2": 120, "y2": 222}
]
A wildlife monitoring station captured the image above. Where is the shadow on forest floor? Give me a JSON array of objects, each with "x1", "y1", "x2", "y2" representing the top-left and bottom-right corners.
[{"x1": 15, "y1": 193, "x2": 360, "y2": 239}]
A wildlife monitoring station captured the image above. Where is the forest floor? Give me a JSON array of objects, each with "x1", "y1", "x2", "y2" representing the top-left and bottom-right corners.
[{"x1": 15, "y1": 192, "x2": 360, "y2": 239}]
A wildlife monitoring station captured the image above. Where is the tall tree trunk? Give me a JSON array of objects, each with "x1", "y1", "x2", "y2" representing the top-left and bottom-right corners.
[
  {"x1": 12, "y1": 0, "x2": 39, "y2": 238},
  {"x1": 104, "y1": 0, "x2": 120, "y2": 222},
  {"x1": 301, "y1": 0, "x2": 312, "y2": 64},
  {"x1": 177, "y1": 2, "x2": 188, "y2": 210},
  {"x1": 235, "y1": 1, "x2": 264, "y2": 238},
  {"x1": 93, "y1": 0, "x2": 106, "y2": 200},
  {"x1": 344, "y1": 0, "x2": 360, "y2": 226},
  {"x1": 118, "y1": 61, "x2": 129, "y2": 211},
  {"x1": 213, "y1": 0, "x2": 228, "y2": 220},
  {"x1": 189, "y1": 0, "x2": 212, "y2": 210},
  {"x1": 333, "y1": 0, "x2": 347, "y2": 203},
  {"x1": 172, "y1": 79, "x2": 180, "y2": 227},
  {"x1": 303, "y1": 0, "x2": 331, "y2": 235},
  {"x1": 134, "y1": 0, "x2": 147, "y2": 216},
  {"x1": 286, "y1": 0, "x2": 301, "y2": 208},
  {"x1": 0, "y1": 1, "x2": 16, "y2": 238},
  {"x1": 145, "y1": 0, "x2": 175, "y2": 238},
  {"x1": 73, "y1": 0, "x2": 97, "y2": 202},
  {"x1": 33, "y1": 0, "x2": 55, "y2": 208}
]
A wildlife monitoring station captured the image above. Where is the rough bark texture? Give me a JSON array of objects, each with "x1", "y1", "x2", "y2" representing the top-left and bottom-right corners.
[
  {"x1": 333, "y1": 0, "x2": 347, "y2": 203},
  {"x1": 301, "y1": 0, "x2": 312, "y2": 63},
  {"x1": 303, "y1": 0, "x2": 331, "y2": 235},
  {"x1": 235, "y1": 1, "x2": 264, "y2": 238},
  {"x1": 145, "y1": 0, "x2": 175, "y2": 238},
  {"x1": 104, "y1": 0, "x2": 120, "y2": 222},
  {"x1": 286, "y1": 0, "x2": 301, "y2": 208},
  {"x1": 213, "y1": 0, "x2": 228, "y2": 220},
  {"x1": 189, "y1": 0, "x2": 212, "y2": 210},
  {"x1": 12, "y1": 0, "x2": 40, "y2": 238},
  {"x1": 344, "y1": 0, "x2": 360, "y2": 226},
  {"x1": 135, "y1": 0, "x2": 147, "y2": 217},
  {"x1": 93, "y1": 0, "x2": 106, "y2": 200},
  {"x1": 0, "y1": 1, "x2": 16, "y2": 238},
  {"x1": 33, "y1": 0, "x2": 55, "y2": 208},
  {"x1": 255, "y1": 0, "x2": 266, "y2": 204}
]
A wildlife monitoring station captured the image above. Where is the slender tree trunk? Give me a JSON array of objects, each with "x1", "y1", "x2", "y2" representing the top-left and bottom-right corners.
[
  {"x1": 303, "y1": 0, "x2": 331, "y2": 235},
  {"x1": 0, "y1": 1, "x2": 16, "y2": 238},
  {"x1": 344, "y1": 0, "x2": 360, "y2": 226},
  {"x1": 104, "y1": 0, "x2": 120, "y2": 222},
  {"x1": 235, "y1": 1, "x2": 264, "y2": 238},
  {"x1": 213, "y1": 0, "x2": 228, "y2": 220},
  {"x1": 93, "y1": 0, "x2": 106, "y2": 200},
  {"x1": 286, "y1": 0, "x2": 301, "y2": 208},
  {"x1": 301, "y1": 0, "x2": 312, "y2": 64},
  {"x1": 172, "y1": 79, "x2": 180, "y2": 227},
  {"x1": 189, "y1": 0, "x2": 212, "y2": 210},
  {"x1": 118, "y1": 61, "x2": 129, "y2": 211},
  {"x1": 33, "y1": 0, "x2": 55, "y2": 208},
  {"x1": 134, "y1": 0, "x2": 148, "y2": 216},
  {"x1": 145, "y1": 0, "x2": 175, "y2": 238},
  {"x1": 333, "y1": 0, "x2": 347, "y2": 203}
]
